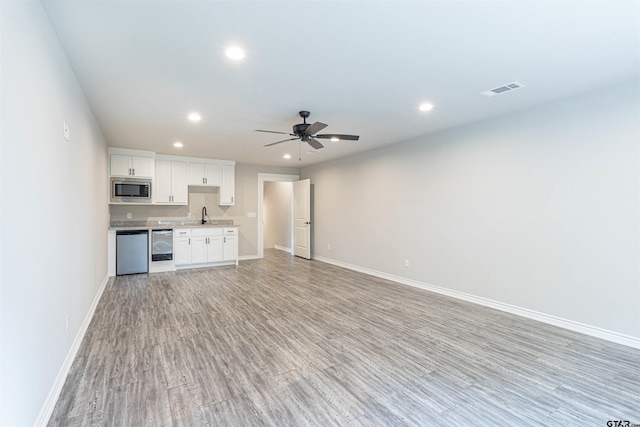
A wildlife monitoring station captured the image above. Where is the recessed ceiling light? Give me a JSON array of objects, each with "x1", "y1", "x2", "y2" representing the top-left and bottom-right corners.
[
  {"x1": 224, "y1": 46, "x2": 245, "y2": 61},
  {"x1": 283, "y1": 154, "x2": 291, "y2": 159},
  {"x1": 419, "y1": 102, "x2": 434, "y2": 112},
  {"x1": 306, "y1": 151, "x2": 317, "y2": 155},
  {"x1": 173, "y1": 141, "x2": 183, "y2": 148},
  {"x1": 187, "y1": 112, "x2": 201, "y2": 122},
  {"x1": 330, "y1": 137, "x2": 340, "y2": 142}
]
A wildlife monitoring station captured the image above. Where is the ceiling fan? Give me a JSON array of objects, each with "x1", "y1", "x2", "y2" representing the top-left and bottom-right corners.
[{"x1": 255, "y1": 111, "x2": 360, "y2": 150}]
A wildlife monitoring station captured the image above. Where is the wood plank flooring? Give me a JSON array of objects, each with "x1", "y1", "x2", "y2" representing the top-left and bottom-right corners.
[{"x1": 49, "y1": 250, "x2": 640, "y2": 426}]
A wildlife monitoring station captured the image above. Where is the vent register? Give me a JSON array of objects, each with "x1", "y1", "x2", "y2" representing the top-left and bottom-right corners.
[{"x1": 480, "y1": 81, "x2": 525, "y2": 97}]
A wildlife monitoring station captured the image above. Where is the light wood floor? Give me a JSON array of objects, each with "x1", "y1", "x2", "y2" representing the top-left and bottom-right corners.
[{"x1": 49, "y1": 250, "x2": 639, "y2": 426}]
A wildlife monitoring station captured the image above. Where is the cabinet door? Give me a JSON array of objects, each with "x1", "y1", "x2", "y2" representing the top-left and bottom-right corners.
[
  {"x1": 190, "y1": 236, "x2": 208, "y2": 264},
  {"x1": 207, "y1": 236, "x2": 223, "y2": 262},
  {"x1": 174, "y1": 237, "x2": 191, "y2": 265},
  {"x1": 188, "y1": 162, "x2": 220, "y2": 186},
  {"x1": 220, "y1": 165, "x2": 235, "y2": 205},
  {"x1": 171, "y1": 161, "x2": 188, "y2": 204},
  {"x1": 223, "y1": 235, "x2": 238, "y2": 261},
  {"x1": 110, "y1": 154, "x2": 132, "y2": 176},
  {"x1": 154, "y1": 160, "x2": 172, "y2": 203},
  {"x1": 205, "y1": 164, "x2": 221, "y2": 186},
  {"x1": 131, "y1": 156, "x2": 153, "y2": 178},
  {"x1": 188, "y1": 163, "x2": 206, "y2": 185}
]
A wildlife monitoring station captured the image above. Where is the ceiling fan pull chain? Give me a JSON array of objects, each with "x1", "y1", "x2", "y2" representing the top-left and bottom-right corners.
[{"x1": 298, "y1": 140, "x2": 301, "y2": 161}]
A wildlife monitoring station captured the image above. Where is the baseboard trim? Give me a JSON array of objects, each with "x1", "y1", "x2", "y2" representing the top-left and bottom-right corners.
[
  {"x1": 274, "y1": 245, "x2": 292, "y2": 253},
  {"x1": 239, "y1": 255, "x2": 261, "y2": 261},
  {"x1": 34, "y1": 274, "x2": 110, "y2": 427},
  {"x1": 313, "y1": 255, "x2": 640, "y2": 349}
]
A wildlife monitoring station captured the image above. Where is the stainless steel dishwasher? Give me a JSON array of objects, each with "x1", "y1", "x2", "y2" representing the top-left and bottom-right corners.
[
  {"x1": 151, "y1": 229, "x2": 173, "y2": 261},
  {"x1": 116, "y1": 230, "x2": 149, "y2": 275}
]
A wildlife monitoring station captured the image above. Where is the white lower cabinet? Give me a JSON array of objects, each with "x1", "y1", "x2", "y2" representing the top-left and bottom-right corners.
[
  {"x1": 174, "y1": 229, "x2": 191, "y2": 265},
  {"x1": 222, "y1": 227, "x2": 238, "y2": 261},
  {"x1": 190, "y1": 228, "x2": 222, "y2": 264},
  {"x1": 175, "y1": 227, "x2": 237, "y2": 267}
]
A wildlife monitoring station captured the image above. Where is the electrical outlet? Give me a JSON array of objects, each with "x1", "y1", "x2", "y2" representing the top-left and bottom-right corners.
[
  {"x1": 65, "y1": 315, "x2": 70, "y2": 333},
  {"x1": 328, "y1": 244, "x2": 331, "y2": 250},
  {"x1": 404, "y1": 259, "x2": 410, "y2": 268},
  {"x1": 126, "y1": 213, "x2": 132, "y2": 219},
  {"x1": 63, "y1": 121, "x2": 70, "y2": 141},
  {"x1": 187, "y1": 212, "x2": 192, "y2": 219}
]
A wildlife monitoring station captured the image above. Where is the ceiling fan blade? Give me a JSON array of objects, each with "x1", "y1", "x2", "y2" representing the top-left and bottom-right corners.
[
  {"x1": 255, "y1": 129, "x2": 292, "y2": 135},
  {"x1": 305, "y1": 122, "x2": 328, "y2": 136},
  {"x1": 315, "y1": 134, "x2": 360, "y2": 141},
  {"x1": 306, "y1": 138, "x2": 324, "y2": 150},
  {"x1": 264, "y1": 137, "x2": 299, "y2": 147}
]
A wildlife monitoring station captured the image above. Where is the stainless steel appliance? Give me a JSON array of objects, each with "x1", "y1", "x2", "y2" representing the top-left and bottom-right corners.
[
  {"x1": 111, "y1": 177, "x2": 152, "y2": 203},
  {"x1": 151, "y1": 229, "x2": 173, "y2": 261},
  {"x1": 116, "y1": 230, "x2": 149, "y2": 275}
]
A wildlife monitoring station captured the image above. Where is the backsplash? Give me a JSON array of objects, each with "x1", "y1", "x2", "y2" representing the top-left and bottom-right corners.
[{"x1": 109, "y1": 187, "x2": 233, "y2": 223}]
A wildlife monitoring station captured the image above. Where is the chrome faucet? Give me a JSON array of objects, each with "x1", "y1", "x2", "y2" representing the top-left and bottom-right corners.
[{"x1": 202, "y1": 206, "x2": 207, "y2": 224}]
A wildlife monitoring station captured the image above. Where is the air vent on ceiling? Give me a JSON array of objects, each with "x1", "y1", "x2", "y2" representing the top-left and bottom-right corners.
[{"x1": 480, "y1": 81, "x2": 526, "y2": 97}]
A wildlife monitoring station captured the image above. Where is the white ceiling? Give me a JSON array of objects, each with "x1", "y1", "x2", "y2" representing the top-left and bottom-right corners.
[{"x1": 42, "y1": 1, "x2": 640, "y2": 167}]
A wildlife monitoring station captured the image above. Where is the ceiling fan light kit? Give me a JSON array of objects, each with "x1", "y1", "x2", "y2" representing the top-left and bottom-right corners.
[{"x1": 256, "y1": 111, "x2": 360, "y2": 153}]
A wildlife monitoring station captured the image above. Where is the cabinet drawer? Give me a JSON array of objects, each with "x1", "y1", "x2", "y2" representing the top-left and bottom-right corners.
[
  {"x1": 223, "y1": 227, "x2": 238, "y2": 236},
  {"x1": 192, "y1": 227, "x2": 223, "y2": 237},
  {"x1": 174, "y1": 229, "x2": 191, "y2": 237}
]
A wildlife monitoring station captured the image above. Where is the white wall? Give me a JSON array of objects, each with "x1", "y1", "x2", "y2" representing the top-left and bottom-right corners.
[
  {"x1": 264, "y1": 181, "x2": 293, "y2": 250},
  {"x1": 302, "y1": 80, "x2": 640, "y2": 340},
  {"x1": 1, "y1": 2, "x2": 109, "y2": 425}
]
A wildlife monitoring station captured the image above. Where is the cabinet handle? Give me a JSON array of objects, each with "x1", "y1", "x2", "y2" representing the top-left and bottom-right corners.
[
  {"x1": 204, "y1": 177, "x2": 207, "y2": 184},
  {"x1": 188, "y1": 238, "x2": 190, "y2": 245},
  {"x1": 132, "y1": 168, "x2": 135, "y2": 176},
  {"x1": 224, "y1": 237, "x2": 226, "y2": 243},
  {"x1": 231, "y1": 196, "x2": 234, "y2": 203},
  {"x1": 128, "y1": 168, "x2": 132, "y2": 175}
]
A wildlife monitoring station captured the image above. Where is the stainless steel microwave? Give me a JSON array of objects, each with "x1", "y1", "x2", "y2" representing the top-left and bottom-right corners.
[{"x1": 111, "y1": 177, "x2": 152, "y2": 203}]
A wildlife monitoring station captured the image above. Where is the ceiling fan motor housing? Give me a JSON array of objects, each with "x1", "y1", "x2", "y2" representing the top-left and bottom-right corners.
[{"x1": 293, "y1": 123, "x2": 311, "y2": 136}]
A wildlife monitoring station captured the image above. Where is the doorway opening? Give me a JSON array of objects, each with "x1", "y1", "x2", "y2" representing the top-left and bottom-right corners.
[
  {"x1": 257, "y1": 173, "x2": 299, "y2": 259},
  {"x1": 264, "y1": 181, "x2": 293, "y2": 253}
]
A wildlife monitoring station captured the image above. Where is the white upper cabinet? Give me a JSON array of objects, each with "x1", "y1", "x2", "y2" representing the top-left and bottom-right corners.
[
  {"x1": 155, "y1": 160, "x2": 188, "y2": 204},
  {"x1": 107, "y1": 149, "x2": 234, "y2": 206},
  {"x1": 220, "y1": 164, "x2": 235, "y2": 205},
  {"x1": 110, "y1": 154, "x2": 154, "y2": 178},
  {"x1": 188, "y1": 162, "x2": 221, "y2": 186}
]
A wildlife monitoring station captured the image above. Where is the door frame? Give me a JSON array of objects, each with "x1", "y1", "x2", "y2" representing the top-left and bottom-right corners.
[{"x1": 257, "y1": 173, "x2": 300, "y2": 259}]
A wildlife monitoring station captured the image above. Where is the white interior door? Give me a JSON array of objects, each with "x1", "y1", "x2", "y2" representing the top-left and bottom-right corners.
[{"x1": 293, "y1": 179, "x2": 311, "y2": 259}]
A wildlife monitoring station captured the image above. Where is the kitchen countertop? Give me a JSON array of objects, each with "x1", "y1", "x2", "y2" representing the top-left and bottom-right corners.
[{"x1": 109, "y1": 220, "x2": 238, "y2": 230}]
